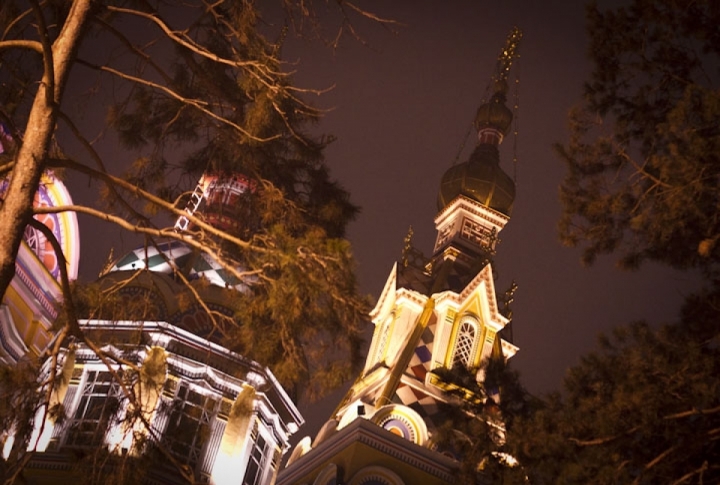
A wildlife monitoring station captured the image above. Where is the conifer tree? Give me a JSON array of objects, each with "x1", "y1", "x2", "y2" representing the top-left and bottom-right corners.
[
  {"x1": 0, "y1": 0, "x2": 387, "y2": 392},
  {"x1": 506, "y1": 298, "x2": 720, "y2": 484},
  {"x1": 430, "y1": 359, "x2": 534, "y2": 484},
  {"x1": 0, "y1": 1, "x2": 392, "y2": 481},
  {"x1": 556, "y1": 0, "x2": 720, "y2": 273},
  {"x1": 504, "y1": 2, "x2": 720, "y2": 483}
]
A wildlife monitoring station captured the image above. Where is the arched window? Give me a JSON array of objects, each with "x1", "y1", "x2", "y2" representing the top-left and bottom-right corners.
[{"x1": 452, "y1": 318, "x2": 478, "y2": 368}]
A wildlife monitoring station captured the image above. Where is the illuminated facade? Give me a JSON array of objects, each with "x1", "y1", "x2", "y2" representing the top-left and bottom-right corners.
[
  {"x1": 23, "y1": 318, "x2": 302, "y2": 485},
  {"x1": 0, "y1": 171, "x2": 80, "y2": 364},
  {"x1": 2, "y1": 171, "x2": 303, "y2": 484},
  {"x1": 278, "y1": 30, "x2": 522, "y2": 485}
]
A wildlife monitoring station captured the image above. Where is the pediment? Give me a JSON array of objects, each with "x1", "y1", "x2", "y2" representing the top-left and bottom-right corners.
[
  {"x1": 369, "y1": 263, "x2": 398, "y2": 322},
  {"x1": 434, "y1": 262, "x2": 508, "y2": 332}
]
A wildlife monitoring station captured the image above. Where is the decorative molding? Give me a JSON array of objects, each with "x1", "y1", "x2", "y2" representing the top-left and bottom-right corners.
[
  {"x1": 434, "y1": 195, "x2": 509, "y2": 229},
  {"x1": 277, "y1": 419, "x2": 455, "y2": 484}
]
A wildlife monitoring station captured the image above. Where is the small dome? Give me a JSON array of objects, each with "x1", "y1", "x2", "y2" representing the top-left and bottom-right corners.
[
  {"x1": 437, "y1": 145, "x2": 515, "y2": 216},
  {"x1": 474, "y1": 90, "x2": 513, "y2": 136}
]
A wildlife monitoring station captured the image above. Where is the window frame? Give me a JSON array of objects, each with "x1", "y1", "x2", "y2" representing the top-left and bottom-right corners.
[{"x1": 451, "y1": 316, "x2": 480, "y2": 369}]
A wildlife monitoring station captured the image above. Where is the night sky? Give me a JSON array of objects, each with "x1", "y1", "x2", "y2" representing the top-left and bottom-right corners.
[
  {"x1": 279, "y1": 0, "x2": 699, "y2": 397},
  {"x1": 65, "y1": 0, "x2": 700, "y2": 435}
]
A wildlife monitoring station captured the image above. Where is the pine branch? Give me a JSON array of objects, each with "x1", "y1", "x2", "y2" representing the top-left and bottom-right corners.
[
  {"x1": 55, "y1": 109, "x2": 148, "y2": 224},
  {"x1": 78, "y1": 60, "x2": 279, "y2": 143},
  {"x1": 568, "y1": 425, "x2": 639, "y2": 446},
  {"x1": 44, "y1": 157, "x2": 268, "y2": 255},
  {"x1": 670, "y1": 462, "x2": 713, "y2": 485},
  {"x1": 105, "y1": 4, "x2": 286, "y2": 91},
  {"x1": 635, "y1": 444, "x2": 679, "y2": 483},
  {"x1": 91, "y1": 15, "x2": 175, "y2": 86},
  {"x1": 663, "y1": 404, "x2": 720, "y2": 420}
]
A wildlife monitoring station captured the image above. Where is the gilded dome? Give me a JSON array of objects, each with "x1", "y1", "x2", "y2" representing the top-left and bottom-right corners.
[
  {"x1": 437, "y1": 145, "x2": 515, "y2": 216},
  {"x1": 474, "y1": 88, "x2": 513, "y2": 136}
]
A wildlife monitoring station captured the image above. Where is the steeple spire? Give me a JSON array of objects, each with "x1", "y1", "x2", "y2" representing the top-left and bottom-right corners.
[
  {"x1": 432, "y1": 28, "x2": 522, "y2": 291},
  {"x1": 279, "y1": 29, "x2": 523, "y2": 485},
  {"x1": 493, "y1": 27, "x2": 522, "y2": 90},
  {"x1": 475, "y1": 27, "x2": 522, "y2": 146}
]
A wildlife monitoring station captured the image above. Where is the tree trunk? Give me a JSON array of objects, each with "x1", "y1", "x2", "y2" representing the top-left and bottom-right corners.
[{"x1": 0, "y1": 0, "x2": 93, "y2": 300}]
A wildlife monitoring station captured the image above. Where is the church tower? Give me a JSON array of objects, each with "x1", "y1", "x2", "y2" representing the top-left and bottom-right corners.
[{"x1": 278, "y1": 29, "x2": 522, "y2": 485}]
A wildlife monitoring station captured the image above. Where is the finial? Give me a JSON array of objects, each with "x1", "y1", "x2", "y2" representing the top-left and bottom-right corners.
[
  {"x1": 401, "y1": 226, "x2": 414, "y2": 268},
  {"x1": 501, "y1": 280, "x2": 518, "y2": 320},
  {"x1": 492, "y1": 27, "x2": 522, "y2": 96},
  {"x1": 474, "y1": 28, "x2": 522, "y2": 141}
]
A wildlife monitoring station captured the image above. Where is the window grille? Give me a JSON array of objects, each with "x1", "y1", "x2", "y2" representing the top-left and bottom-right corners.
[
  {"x1": 242, "y1": 423, "x2": 269, "y2": 485},
  {"x1": 453, "y1": 320, "x2": 477, "y2": 368},
  {"x1": 163, "y1": 383, "x2": 218, "y2": 472},
  {"x1": 65, "y1": 370, "x2": 123, "y2": 447}
]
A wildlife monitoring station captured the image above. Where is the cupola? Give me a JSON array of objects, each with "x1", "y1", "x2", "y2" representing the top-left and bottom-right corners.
[{"x1": 437, "y1": 78, "x2": 516, "y2": 217}]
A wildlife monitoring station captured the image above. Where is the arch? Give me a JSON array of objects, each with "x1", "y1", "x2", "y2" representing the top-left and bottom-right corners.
[
  {"x1": 447, "y1": 314, "x2": 481, "y2": 369},
  {"x1": 453, "y1": 318, "x2": 477, "y2": 367},
  {"x1": 347, "y1": 465, "x2": 405, "y2": 485},
  {"x1": 313, "y1": 463, "x2": 339, "y2": 485},
  {"x1": 370, "y1": 404, "x2": 428, "y2": 446},
  {"x1": 0, "y1": 172, "x2": 80, "y2": 282}
]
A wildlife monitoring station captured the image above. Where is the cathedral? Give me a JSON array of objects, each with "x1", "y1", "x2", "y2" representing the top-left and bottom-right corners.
[
  {"x1": 0, "y1": 172, "x2": 302, "y2": 484},
  {"x1": 277, "y1": 29, "x2": 522, "y2": 485},
  {"x1": 0, "y1": 28, "x2": 522, "y2": 485}
]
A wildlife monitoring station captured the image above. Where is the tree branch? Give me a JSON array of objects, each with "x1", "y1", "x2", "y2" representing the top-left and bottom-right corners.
[
  {"x1": 569, "y1": 426, "x2": 639, "y2": 446},
  {"x1": 33, "y1": 202, "x2": 265, "y2": 283},
  {"x1": 29, "y1": 0, "x2": 54, "y2": 106},
  {"x1": 45, "y1": 157, "x2": 261, "y2": 251},
  {"x1": 0, "y1": 40, "x2": 43, "y2": 53},
  {"x1": 79, "y1": 60, "x2": 279, "y2": 143},
  {"x1": 663, "y1": 404, "x2": 720, "y2": 420},
  {"x1": 55, "y1": 109, "x2": 149, "y2": 224}
]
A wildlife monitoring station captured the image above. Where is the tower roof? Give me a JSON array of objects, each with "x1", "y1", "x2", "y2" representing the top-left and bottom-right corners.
[
  {"x1": 474, "y1": 80, "x2": 513, "y2": 136},
  {"x1": 437, "y1": 144, "x2": 515, "y2": 216},
  {"x1": 436, "y1": 28, "x2": 521, "y2": 217}
]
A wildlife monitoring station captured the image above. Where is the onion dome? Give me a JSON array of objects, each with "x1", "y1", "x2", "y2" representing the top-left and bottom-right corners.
[
  {"x1": 437, "y1": 144, "x2": 515, "y2": 216},
  {"x1": 437, "y1": 77, "x2": 516, "y2": 216},
  {"x1": 474, "y1": 80, "x2": 513, "y2": 137}
]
